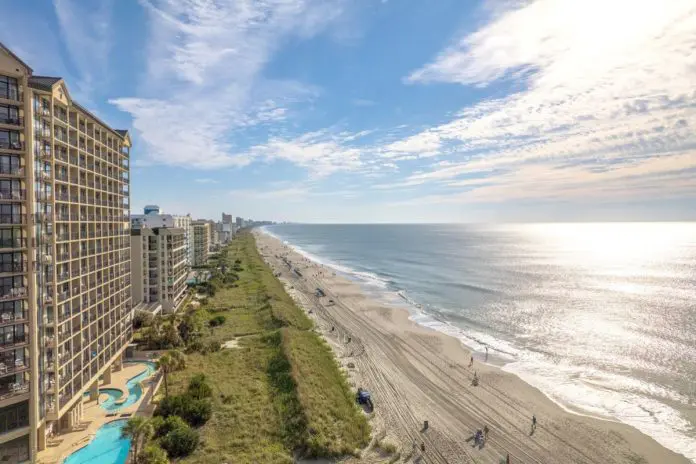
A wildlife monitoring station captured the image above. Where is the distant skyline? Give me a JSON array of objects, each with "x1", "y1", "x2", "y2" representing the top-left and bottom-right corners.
[{"x1": 2, "y1": 0, "x2": 695, "y2": 223}]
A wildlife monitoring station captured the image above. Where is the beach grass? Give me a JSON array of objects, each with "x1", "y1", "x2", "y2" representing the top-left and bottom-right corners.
[{"x1": 167, "y1": 231, "x2": 369, "y2": 463}]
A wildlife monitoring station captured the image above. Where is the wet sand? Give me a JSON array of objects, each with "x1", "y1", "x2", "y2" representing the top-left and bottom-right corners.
[{"x1": 255, "y1": 230, "x2": 689, "y2": 464}]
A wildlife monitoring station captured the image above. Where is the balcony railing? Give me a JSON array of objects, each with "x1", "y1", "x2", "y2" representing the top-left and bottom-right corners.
[
  {"x1": 0, "y1": 117, "x2": 23, "y2": 127},
  {"x1": 0, "y1": 87, "x2": 21, "y2": 102},
  {"x1": 0, "y1": 288, "x2": 26, "y2": 302},
  {"x1": 0, "y1": 238, "x2": 26, "y2": 249},
  {"x1": 0, "y1": 166, "x2": 23, "y2": 177},
  {"x1": 0, "y1": 335, "x2": 27, "y2": 349},
  {"x1": 0, "y1": 215, "x2": 24, "y2": 225},
  {"x1": 0, "y1": 382, "x2": 29, "y2": 401},
  {"x1": 0, "y1": 311, "x2": 27, "y2": 325},
  {"x1": 0, "y1": 262, "x2": 26, "y2": 274},
  {"x1": 0, "y1": 141, "x2": 22, "y2": 151},
  {"x1": 0, "y1": 190, "x2": 24, "y2": 201}
]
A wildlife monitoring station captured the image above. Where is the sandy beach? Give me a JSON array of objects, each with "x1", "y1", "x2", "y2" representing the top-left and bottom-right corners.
[{"x1": 254, "y1": 230, "x2": 689, "y2": 464}]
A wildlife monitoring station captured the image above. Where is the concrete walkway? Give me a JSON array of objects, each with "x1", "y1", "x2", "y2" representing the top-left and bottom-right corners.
[{"x1": 38, "y1": 361, "x2": 160, "y2": 464}]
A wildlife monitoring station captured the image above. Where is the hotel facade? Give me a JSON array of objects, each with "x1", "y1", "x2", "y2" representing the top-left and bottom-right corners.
[{"x1": 0, "y1": 43, "x2": 132, "y2": 461}]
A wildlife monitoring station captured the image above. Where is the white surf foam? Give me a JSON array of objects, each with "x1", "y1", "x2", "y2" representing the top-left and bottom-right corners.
[{"x1": 259, "y1": 227, "x2": 696, "y2": 462}]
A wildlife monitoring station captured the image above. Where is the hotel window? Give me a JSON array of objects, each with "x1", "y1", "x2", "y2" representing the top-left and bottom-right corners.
[
  {"x1": 0, "y1": 77, "x2": 18, "y2": 101},
  {"x1": 0, "y1": 105, "x2": 19, "y2": 125},
  {"x1": 0, "y1": 156, "x2": 20, "y2": 176},
  {"x1": 0, "y1": 130, "x2": 20, "y2": 150}
]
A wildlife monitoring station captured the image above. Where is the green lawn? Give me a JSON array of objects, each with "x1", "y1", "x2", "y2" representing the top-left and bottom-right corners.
[{"x1": 167, "y1": 232, "x2": 369, "y2": 463}]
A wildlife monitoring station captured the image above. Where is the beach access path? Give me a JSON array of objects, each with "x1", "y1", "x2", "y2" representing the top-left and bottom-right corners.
[{"x1": 254, "y1": 230, "x2": 689, "y2": 464}]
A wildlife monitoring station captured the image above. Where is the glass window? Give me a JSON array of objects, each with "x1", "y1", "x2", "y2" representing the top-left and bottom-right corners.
[
  {"x1": 0, "y1": 105, "x2": 18, "y2": 124},
  {"x1": 0, "y1": 76, "x2": 19, "y2": 101},
  {"x1": 0, "y1": 130, "x2": 20, "y2": 149}
]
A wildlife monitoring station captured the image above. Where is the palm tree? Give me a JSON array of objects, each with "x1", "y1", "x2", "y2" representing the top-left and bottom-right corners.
[
  {"x1": 121, "y1": 416, "x2": 153, "y2": 464},
  {"x1": 157, "y1": 349, "x2": 186, "y2": 398}
]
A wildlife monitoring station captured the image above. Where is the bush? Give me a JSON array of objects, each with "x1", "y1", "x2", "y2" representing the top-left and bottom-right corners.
[
  {"x1": 155, "y1": 394, "x2": 212, "y2": 427},
  {"x1": 178, "y1": 315, "x2": 202, "y2": 344},
  {"x1": 184, "y1": 398, "x2": 212, "y2": 426},
  {"x1": 209, "y1": 315, "x2": 226, "y2": 327},
  {"x1": 187, "y1": 374, "x2": 212, "y2": 400},
  {"x1": 186, "y1": 340, "x2": 204, "y2": 353},
  {"x1": 153, "y1": 415, "x2": 188, "y2": 438},
  {"x1": 161, "y1": 425, "x2": 199, "y2": 458},
  {"x1": 139, "y1": 444, "x2": 169, "y2": 464},
  {"x1": 133, "y1": 310, "x2": 154, "y2": 329}
]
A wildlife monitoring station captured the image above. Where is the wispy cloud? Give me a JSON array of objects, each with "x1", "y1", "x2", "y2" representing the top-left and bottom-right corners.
[
  {"x1": 249, "y1": 130, "x2": 365, "y2": 177},
  {"x1": 111, "y1": 0, "x2": 349, "y2": 169},
  {"x1": 53, "y1": 0, "x2": 114, "y2": 103},
  {"x1": 390, "y1": 0, "x2": 696, "y2": 204},
  {"x1": 194, "y1": 178, "x2": 219, "y2": 184}
]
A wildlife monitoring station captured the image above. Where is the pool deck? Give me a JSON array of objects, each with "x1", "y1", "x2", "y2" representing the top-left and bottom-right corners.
[{"x1": 37, "y1": 362, "x2": 161, "y2": 464}]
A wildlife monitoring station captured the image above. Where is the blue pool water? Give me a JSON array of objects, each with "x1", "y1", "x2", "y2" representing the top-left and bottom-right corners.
[
  {"x1": 83, "y1": 361, "x2": 157, "y2": 411},
  {"x1": 63, "y1": 420, "x2": 130, "y2": 464}
]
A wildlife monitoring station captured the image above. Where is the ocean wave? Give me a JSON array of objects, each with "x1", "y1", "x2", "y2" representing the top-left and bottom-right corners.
[
  {"x1": 260, "y1": 227, "x2": 392, "y2": 289},
  {"x1": 260, "y1": 226, "x2": 696, "y2": 462}
]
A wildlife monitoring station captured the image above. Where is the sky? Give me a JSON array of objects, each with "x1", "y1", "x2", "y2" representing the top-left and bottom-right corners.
[{"x1": 1, "y1": 0, "x2": 695, "y2": 223}]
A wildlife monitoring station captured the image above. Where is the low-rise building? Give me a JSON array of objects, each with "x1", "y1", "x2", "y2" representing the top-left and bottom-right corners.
[{"x1": 131, "y1": 227, "x2": 187, "y2": 313}]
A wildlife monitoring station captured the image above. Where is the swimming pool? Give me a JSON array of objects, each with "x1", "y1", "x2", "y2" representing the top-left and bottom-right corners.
[
  {"x1": 63, "y1": 419, "x2": 130, "y2": 464},
  {"x1": 83, "y1": 361, "x2": 158, "y2": 411}
]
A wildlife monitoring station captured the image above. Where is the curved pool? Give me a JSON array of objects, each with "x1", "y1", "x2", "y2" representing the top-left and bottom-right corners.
[
  {"x1": 83, "y1": 361, "x2": 157, "y2": 411},
  {"x1": 63, "y1": 419, "x2": 130, "y2": 464}
]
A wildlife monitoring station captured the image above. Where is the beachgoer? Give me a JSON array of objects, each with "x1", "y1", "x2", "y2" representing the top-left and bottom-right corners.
[
  {"x1": 483, "y1": 425, "x2": 489, "y2": 439},
  {"x1": 420, "y1": 442, "x2": 425, "y2": 452},
  {"x1": 532, "y1": 415, "x2": 537, "y2": 431},
  {"x1": 469, "y1": 355, "x2": 474, "y2": 367},
  {"x1": 485, "y1": 346, "x2": 489, "y2": 361}
]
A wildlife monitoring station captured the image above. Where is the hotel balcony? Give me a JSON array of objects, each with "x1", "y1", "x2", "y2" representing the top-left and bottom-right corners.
[
  {"x1": 0, "y1": 190, "x2": 25, "y2": 201},
  {"x1": 0, "y1": 117, "x2": 22, "y2": 128}
]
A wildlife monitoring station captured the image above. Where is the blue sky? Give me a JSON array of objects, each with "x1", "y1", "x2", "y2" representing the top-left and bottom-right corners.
[{"x1": 2, "y1": 0, "x2": 695, "y2": 222}]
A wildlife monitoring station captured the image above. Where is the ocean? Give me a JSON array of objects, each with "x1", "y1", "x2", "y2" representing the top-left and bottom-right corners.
[{"x1": 262, "y1": 223, "x2": 696, "y2": 461}]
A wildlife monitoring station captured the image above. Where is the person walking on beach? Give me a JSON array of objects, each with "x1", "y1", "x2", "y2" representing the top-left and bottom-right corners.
[
  {"x1": 531, "y1": 414, "x2": 537, "y2": 433},
  {"x1": 469, "y1": 355, "x2": 474, "y2": 368},
  {"x1": 485, "y1": 346, "x2": 489, "y2": 361},
  {"x1": 483, "y1": 425, "x2": 489, "y2": 440}
]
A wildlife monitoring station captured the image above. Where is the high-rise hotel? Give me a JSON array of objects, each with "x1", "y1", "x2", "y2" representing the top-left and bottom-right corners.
[{"x1": 0, "y1": 43, "x2": 132, "y2": 462}]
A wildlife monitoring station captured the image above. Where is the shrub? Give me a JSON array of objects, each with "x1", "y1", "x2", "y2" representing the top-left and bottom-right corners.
[
  {"x1": 161, "y1": 425, "x2": 199, "y2": 458},
  {"x1": 187, "y1": 374, "x2": 213, "y2": 400},
  {"x1": 184, "y1": 398, "x2": 212, "y2": 426},
  {"x1": 178, "y1": 315, "x2": 202, "y2": 344},
  {"x1": 203, "y1": 340, "x2": 221, "y2": 354},
  {"x1": 154, "y1": 415, "x2": 188, "y2": 438},
  {"x1": 139, "y1": 445, "x2": 169, "y2": 464},
  {"x1": 133, "y1": 310, "x2": 154, "y2": 329},
  {"x1": 209, "y1": 315, "x2": 226, "y2": 327},
  {"x1": 155, "y1": 394, "x2": 212, "y2": 427},
  {"x1": 186, "y1": 340, "x2": 204, "y2": 353}
]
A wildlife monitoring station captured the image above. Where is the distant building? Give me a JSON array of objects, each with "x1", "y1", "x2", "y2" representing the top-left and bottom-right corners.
[
  {"x1": 222, "y1": 213, "x2": 233, "y2": 224},
  {"x1": 143, "y1": 204, "x2": 161, "y2": 215},
  {"x1": 172, "y1": 214, "x2": 194, "y2": 266},
  {"x1": 236, "y1": 216, "x2": 243, "y2": 227},
  {"x1": 131, "y1": 213, "x2": 174, "y2": 229},
  {"x1": 192, "y1": 221, "x2": 210, "y2": 265},
  {"x1": 131, "y1": 227, "x2": 188, "y2": 313}
]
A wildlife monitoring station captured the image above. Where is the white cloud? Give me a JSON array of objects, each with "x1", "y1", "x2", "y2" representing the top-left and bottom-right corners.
[
  {"x1": 250, "y1": 130, "x2": 364, "y2": 177},
  {"x1": 53, "y1": 0, "x2": 114, "y2": 102},
  {"x1": 194, "y1": 178, "x2": 219, "y2": 184},
  {"x1": 393, "y1": 0, "x2": 696, "y2": 204},
  {"x1": 112, "y1": 0, "x2": 348, "y2": 169},
  {"x1": 228, "y1": 187, "x2": 310, "y2": 200}
]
